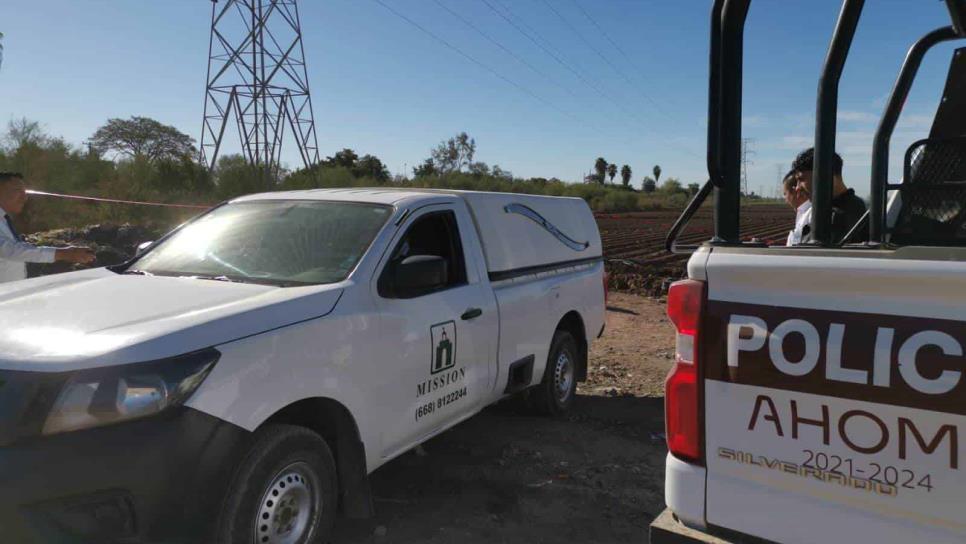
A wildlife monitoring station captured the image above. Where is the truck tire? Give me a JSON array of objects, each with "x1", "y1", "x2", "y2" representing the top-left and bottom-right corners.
[
  {"x1": 530, "y1": 330, "x2": 579, "y2": 416},
  {"x1": 216, "y1": 424, "x2": 338, "y2": 544}
]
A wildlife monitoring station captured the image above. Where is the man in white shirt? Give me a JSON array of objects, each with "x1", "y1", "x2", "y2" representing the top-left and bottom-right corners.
[
  {"x1": 783, "y1": 170, "x2": 811, "y2": 246},
  {"x1": 0, "y1": 172, "x2": 94, "y2": 282}
]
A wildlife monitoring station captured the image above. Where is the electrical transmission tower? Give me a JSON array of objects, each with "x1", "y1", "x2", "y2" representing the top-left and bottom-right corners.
[
  {"x1": 200, "y1": 0, "x2": 320, "y2": 187},
  {"x1": 740, "y1": 138, "x2": 755, "y2": 196},
  {"x1": 775, "y1": 163, "x2": 784, "y2": 199}
]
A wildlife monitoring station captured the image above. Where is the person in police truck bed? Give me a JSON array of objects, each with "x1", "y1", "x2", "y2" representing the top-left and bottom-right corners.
[
  {"x1": 783, "y1": 169, "x2": 811, "y2": 246},
  {"x1": 787, "y1": 147, "x2": 867, "y2": 245},
  {"x1": 0, "y1": 172, "x2": 94, "y2": 282}
]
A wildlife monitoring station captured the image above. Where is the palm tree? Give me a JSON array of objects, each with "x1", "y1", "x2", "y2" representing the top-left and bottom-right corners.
[
  {"x1": 607, "y1": 163, "x2": 617, "y2": 183},
  {"x1": 594, "y1": 157, "x2": 608, "y2": 185},
  {"x1": 653, "y1": 164, "x2": 662, "y2": 184},
  {"x1": 620, "y1": 165, "x2": 632, "y2": 187}
]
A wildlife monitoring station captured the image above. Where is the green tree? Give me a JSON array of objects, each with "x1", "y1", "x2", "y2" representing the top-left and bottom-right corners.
[
  {"x1": 594, "y1": 157, "x2": 608, "y2": 185},
  {"x1": 620, "y1": 164, "x2": 632, "y2": 187},
  {"x1": 492, "y1": 164, "x2": 513, "y2": 180},
  {"x1": 413, "y1": 158, "x2": 437, "y2": 178},
  {"x1": 653, "y1": 164, "x2": 662, "y2": 184},
  {"x1": 607, "y1": 163, "x2": 617, "y2": 183},
  {"x1": 0, "y1": 32, "x2": 4, "y2": 72},
  {"x1": 687, "y1": 182, "x2": 700, "y2": 196},
  {"x1": 321, "y1": 148, "x2": 359, "y2": 169},
  {"x1": 660, "y1": 177, "x2": 684, "y2": 194},
  {"x1": 641, "y1": 177, "x2": 656, "y2": 193},
  {"x1": 89, "y1": 117, "x2": 196, "y2": 162},
  {"x1": 318, "y1": 149, "x2": 389, "y2": 182},
  {"x1": 468, "y1": 161, "x2": 490, "y2": 176},
  {"x1": 5, "y1": 118, "x2": 47, "y2": 149},
  {"x1": 355, "y1": 154, "x2": 389, "y2": 182},
  {"x1": 213, "y1": 154, "x2": 262, "y2": 199},
  {"x1": 431, "y1": 132, "x2": 476, "y2": 173},
  {"x1": 150, "y1": 156, "x2": 213, "y2": 195}
]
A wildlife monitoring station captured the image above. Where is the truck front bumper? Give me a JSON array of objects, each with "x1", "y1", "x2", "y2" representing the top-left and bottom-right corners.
[{"x1": 0, "y1": 407, "x2": 250, "y2": 544}]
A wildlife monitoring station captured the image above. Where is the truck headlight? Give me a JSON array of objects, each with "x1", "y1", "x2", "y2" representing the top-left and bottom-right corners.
[{"x1": 42, "y1": 349, "x2": 219, "y2": 436}]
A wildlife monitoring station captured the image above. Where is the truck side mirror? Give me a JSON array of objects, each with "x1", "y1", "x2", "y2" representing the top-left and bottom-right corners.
[
  {"x1": 392, "y1": 255, "x2": 448, "y2": 297},
  {"x1": 136, "y1": 241, "x2": 154, "y2": 256}
]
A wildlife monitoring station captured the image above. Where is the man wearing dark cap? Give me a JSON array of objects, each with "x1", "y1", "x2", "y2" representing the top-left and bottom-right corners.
[
  {"x1": 0, "y1": 172, "x2": 94, "y2": 282},
  {"x1": 788, "y1": 148, "x2": 867, "y2": 244}
]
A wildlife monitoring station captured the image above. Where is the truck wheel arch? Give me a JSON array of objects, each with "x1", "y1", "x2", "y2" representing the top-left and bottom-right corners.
[
  {"x1": 555, "y1": 310, "x2": 589, "y2": 381},
  {"x1": 260, "y1": 397, "x2": 373, "y2": 519}
]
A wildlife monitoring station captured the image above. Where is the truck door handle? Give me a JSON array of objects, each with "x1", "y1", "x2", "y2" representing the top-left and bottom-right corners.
[{"x1": 461, "y1": 308, "x2": 483, "y2": 320}]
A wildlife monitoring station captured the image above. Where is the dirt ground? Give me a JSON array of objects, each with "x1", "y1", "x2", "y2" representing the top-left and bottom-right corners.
[{"x1": 331, "y1": 292, "x2": 674, "y2": 544}]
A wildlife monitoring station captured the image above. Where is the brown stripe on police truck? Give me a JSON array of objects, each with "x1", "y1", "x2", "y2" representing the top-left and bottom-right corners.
[{"x1": 704, "y1": 301, "x2": 966, "y2": 416}]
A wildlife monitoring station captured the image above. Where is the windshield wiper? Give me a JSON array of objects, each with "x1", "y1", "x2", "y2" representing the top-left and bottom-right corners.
[{"x1": 122, "y1": 269, "x2": 154, "y2": 276}]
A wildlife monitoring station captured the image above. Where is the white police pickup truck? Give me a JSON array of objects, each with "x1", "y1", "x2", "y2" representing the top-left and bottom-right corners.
[
  {"x1": 651, "y1": 1, "x2": 966, "y2": 543},
  {"x1": 0, "y1": 188, "x2": 604, "y2": 543}
]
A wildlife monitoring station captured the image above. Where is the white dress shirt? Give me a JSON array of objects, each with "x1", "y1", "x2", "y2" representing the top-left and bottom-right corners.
[
  {"x1": 786, "y1": 201, "x2": 812, "y2": 246},
  {"x1": 0, "y1": 207, "x2": 57, "y2": 283}
]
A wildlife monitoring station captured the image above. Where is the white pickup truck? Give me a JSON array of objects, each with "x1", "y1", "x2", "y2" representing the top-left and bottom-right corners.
[
  {"x1": 652, "y1": 1, "x2": 966, "y2": 543},
  {"x1": 0, "y1": 188, "x2": 604, "y2": 543}
]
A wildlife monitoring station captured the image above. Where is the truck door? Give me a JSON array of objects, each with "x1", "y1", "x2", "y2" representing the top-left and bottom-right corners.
[
  {"x1": 372, "y1": 202, "x2": 498, "y2": 458},
  {"x1": 699, "y1": 247, "x2": 966, "y2": 543}
]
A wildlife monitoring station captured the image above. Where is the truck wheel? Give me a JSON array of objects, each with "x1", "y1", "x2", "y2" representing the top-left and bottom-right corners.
[
  {"x1": 530, "y1": 330, "x2": 578, "y2": 416},
  {"x1": 216, "y1": 424, "x2": 337, "y2": 544}
]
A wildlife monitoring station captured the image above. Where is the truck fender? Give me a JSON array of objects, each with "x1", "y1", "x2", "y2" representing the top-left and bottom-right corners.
[
  {"x1": 260, "y1": 397, "x2": 373, "y2": 519},
  {"x1": 555, "y1": 310, "x2": 589, "y2": 381}
]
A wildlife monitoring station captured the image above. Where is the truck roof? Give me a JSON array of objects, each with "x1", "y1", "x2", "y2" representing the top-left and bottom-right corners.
[
  {"x1": 231, "y1": 187, "x2": 447, "y2": 206},
  {"x1": 231, "y1": 187, "x2": 586, "y2": 207}
]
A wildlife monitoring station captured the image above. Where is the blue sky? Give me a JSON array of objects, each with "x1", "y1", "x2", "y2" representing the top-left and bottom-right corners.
[{"x1": 0, "y1": 0, "x2": 961, "y2": 197}]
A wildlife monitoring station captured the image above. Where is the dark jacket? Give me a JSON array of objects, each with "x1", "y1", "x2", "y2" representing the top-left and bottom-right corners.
[{"x1": 802, "y1": 188, "x2": 867, "y2": 244}]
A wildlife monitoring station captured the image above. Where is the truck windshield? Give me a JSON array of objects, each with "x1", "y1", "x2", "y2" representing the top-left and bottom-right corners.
[{"x1": 130, "y1": 200, "x2": 391, "y2": 286}]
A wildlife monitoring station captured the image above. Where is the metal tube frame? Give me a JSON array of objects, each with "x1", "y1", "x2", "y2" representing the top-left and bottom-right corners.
[
  {"x1": 666, "y1": 0, "x2": 964, "y2": 253},
  {"x1": 869, "y1": 26, "x2": 960, "y2": 242},
  {"x1": 809, "y1": 0, "x2": 864, "y2": 246},
  {"x1": 713, "y1": 0, "x2": 750, "y2": 243},
  {"x1": 665, "y1": 0, "x2": 747, "y2": 252}
]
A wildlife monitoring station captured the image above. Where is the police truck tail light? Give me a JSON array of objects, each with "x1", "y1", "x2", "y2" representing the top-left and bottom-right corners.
[{"x1": 665, "y1": 279, "x2": 705, "y2": 464}]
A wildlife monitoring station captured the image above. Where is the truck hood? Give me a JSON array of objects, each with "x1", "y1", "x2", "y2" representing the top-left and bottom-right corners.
[{"x1": 0, "y1": 268, "x2": 344, "y2": 372}]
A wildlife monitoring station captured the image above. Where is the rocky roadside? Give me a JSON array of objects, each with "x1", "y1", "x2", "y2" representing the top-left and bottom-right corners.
[{"x1": 25, "y1": 223, "x2": 169, "y2": 277}]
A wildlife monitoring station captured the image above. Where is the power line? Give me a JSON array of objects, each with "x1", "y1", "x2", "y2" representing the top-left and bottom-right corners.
[
  {"x1": 775, "y1": 163, "x2": 784, "y2": 199},
  {"x1": 430, "y1": 0, "x2": 585, "y2": 106},
  {"x1": 741, "y1": 138, "x2": 756, "y2": 196},
  {"x1": 570, "y1": 0, "x2": 639, "y2": 73},
  {"x1": 434, "y1": 0, "x2": 656, "y2": 137},
  {"x1": 540, "y1": 0, "x2": 656, "y2": 112},
  {"x1": 567, "y1": 0, "x2": 680, "y2": 121},
  {"x1": 370, "y1": 0, "x2": 585, "y2": 128},
  {"x1": 492, "y1": 0, "x2": 701, "y2": 158},
  {"x1": 374, "y1": 0, "x2": 702, "y2": 164},
  {"x1": 478, "y1": 0, "x2": 678, "y2": 145},
  {"x1": 478, "y1": 0, "x2": 616, "y2": 108}
]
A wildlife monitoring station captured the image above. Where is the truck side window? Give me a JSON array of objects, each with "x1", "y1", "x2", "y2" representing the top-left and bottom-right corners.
[{"x1": 379, "y1": 210, "x2": 468, "y2": 298}]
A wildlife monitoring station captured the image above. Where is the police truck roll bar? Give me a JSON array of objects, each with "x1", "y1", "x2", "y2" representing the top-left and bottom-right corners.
[
  {"x1": 653, "y1": 1, "x2": 966, "y2": 543},
  {"x1": 666, "y1": 0, "x2": 966, "y2": 252}
]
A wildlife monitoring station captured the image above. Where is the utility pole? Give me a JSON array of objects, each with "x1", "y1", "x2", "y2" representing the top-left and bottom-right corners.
[
  {"x1": 775, "y1": 163, "x2": 784, "y2": 199},
  {"x1": 740, "y1": 138, "x2": 755, "y2": 197},
  {"x1": 200, "y1": 0, "x2": 320, "y2": 189}
]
